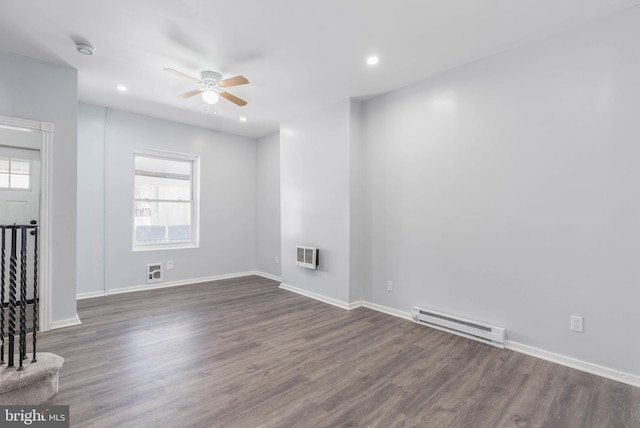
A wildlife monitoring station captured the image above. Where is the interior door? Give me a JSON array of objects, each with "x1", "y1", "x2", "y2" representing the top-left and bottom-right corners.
[
  {"x1": 0, "y1": 146, "x2": 40, "y2": 305},
  {"x1": 0, "y1": 147, "x2": 40, "y2": 224}
]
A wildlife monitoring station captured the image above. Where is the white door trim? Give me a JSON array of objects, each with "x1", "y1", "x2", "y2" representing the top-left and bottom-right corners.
[{"x1": 0, "y1": 114, "x2": 53, "y2": 331}]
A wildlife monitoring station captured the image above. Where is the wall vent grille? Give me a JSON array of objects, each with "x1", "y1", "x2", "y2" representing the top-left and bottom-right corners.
[
  {"x1": 296, "y1": 245, "x2": 318, "y2": 269},
  {"x1": 146, "y1": 263, "x2": 163, "y2": 284}
]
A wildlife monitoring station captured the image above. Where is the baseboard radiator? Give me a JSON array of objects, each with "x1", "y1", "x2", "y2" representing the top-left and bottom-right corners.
[{"x1": 411, "y1": 306, "x2": 505, "y2": 348}]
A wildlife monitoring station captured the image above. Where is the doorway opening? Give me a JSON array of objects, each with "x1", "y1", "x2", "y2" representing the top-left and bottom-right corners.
[{"x1": 0, "y1": 115, "x2": 53, "y2": 331}]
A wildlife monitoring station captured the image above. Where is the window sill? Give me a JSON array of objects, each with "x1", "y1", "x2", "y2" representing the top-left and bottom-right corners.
[{"x1": 132, "y1": 242, "x2": 199, "y2": 252}]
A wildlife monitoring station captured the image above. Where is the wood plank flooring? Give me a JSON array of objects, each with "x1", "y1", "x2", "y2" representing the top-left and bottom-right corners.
[{"x1": 39, "y1": 276, "x2": 640, "y2": 427}]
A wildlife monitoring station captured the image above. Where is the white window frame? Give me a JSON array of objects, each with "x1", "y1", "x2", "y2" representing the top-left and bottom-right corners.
[
  {"x1": 0, "y1": 156, "x2": 33, "y2": 190},
  {"x1": 132, "y1": 148, "x2": 200, "y2": 251}
]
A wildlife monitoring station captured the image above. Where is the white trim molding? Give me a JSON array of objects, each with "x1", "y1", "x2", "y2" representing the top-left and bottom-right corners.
[
  {"x1": 358, "y1": 302, "x2": 640, "y2": 388},
  {"x1": 279, "y1": 283, "x2": 352, "y2": 310},
  {"x1": 78, "y1": 271, "x2": 282, "y2": 300},
  {"x1": 105, "y1": 271, "x2": 259, "y2": 295},
  {"x1": 505, "y1": 340, "x2": 640, "y2": 388},
  {"x1": 39, "y1": 122, "x2": 53, "y2": 331},
  {"x1": 0, "y1": 115, "x2": 53, "y2": 332},
  {"x1": 50, "y1": 314, "x2": 81, "y2": 330},
  {"x1": 275, "y1": 281, "x2": 640, "y2": 388},
  {"x1": 76, "y1": 291, "x2": 107, "y2": 300},
  {"x1": 362, "y1": 301, "x2": 412, "y2": 321},
  {"x1": 255, "y1": 271, "x2": 281, "y2": 282},
  {"x1": 347, "y1": 300, "x2": 365, "y2": 310},
  {"x1": 73, "y1": 270, "x2": 640, "y2": 388}
]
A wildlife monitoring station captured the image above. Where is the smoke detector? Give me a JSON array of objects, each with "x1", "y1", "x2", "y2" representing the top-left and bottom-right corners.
[{"x1": 76, "y1": 42, "x2": 95, "y2": 56}]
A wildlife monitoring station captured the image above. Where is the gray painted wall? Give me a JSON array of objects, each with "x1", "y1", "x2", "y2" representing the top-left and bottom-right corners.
[
  {"x1": 280, "y1": 100, "x2": 352, "y2": 303},
  {"x1": 256, "y1": 132, "x2": 281, "y2": 278},
  {"x1": 0, "y1": 51, "x2": 78, "y2": 324},
  {"x1": 348, "y1": 100, "x2": 367, "y2": 303},
  {"x1": 77, "y1": 104, "x2": 106, "y2": 296},
  {"x1": 362, "y1": 9, "x2": 640, "y2": 376},
  {"x1": 76, "y1": 106, "x2": 258, "y2": 294}
]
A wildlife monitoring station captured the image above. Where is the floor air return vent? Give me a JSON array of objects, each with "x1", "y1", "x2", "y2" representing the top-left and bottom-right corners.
[{"x1": 411, "y1": 306, "x2": 505, "y2": 348}]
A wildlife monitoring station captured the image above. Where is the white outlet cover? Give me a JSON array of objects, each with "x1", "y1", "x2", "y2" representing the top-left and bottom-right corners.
[{"x1": 571, "y1": 316, "x2": 584, "y2": 332}]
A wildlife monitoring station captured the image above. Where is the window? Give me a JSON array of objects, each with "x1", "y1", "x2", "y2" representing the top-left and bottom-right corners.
[
  {"x1": 0, "y1": 157, "x2": 31, "y2": 189},
  {"x1": 133, "y1": 150, "x2": 199, "y2": 249}
]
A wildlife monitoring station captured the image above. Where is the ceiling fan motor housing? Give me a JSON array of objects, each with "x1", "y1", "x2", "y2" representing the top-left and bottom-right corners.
[{"x1": 201, "y1": 71, "x2": 222, "y2": 91}]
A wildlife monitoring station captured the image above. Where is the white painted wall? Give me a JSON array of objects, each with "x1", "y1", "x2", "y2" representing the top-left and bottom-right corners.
[
  {"x1": 76, "y1": 106, "x2": 258, "y2": 293},
  {"x1": 363, "y1": 9, "x2": 640, "y2": 376},
  {"x1": 0, "y1": 51, "x2": 78, "y2": 324},
  {"x1": 77, "y1": 104, "x2": 106, "y2": 296},
  {"x1": 280, "y1": 100, "x2": 352, "y2": 303},
  {"x1": 256, "y1": 131, "x2": 281, "y2": 278}
]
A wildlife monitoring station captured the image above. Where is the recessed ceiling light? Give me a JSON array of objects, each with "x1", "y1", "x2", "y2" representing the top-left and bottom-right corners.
[
  {"x1": 239, "y1": 117, "x2": 247, "y2": 122},
  {"x1": 76, "y1": 42, "x2": 95, "y2": 56},
  {"x1": 366, "y1": 56, "x2": 379, "y2": 66},
  {"x1": 116, "y1": 85, "x2": 128, "y2": 92}
]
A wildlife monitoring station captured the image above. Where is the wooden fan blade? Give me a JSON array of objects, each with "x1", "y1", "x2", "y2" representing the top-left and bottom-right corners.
[
  {"x1": 219, "y1": 75, "x2": 249, "y2": 87},
  {"x1": 164, "y1": 68, "x2": 201, "y2": 83},
  {"x1": 178, "y1": 89, "x2": 204, "y2": 99},
  {"x1": 220, "y1": 91, "x2": 247, "y2": 106}
]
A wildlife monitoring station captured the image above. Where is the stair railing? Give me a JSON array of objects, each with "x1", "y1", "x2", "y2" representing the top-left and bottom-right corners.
[{"x1": 0, "y1": 224, "x2": 39, "y2": 371}]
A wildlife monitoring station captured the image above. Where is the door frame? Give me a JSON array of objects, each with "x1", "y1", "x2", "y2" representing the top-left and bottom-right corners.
[{"x1": 0, "y1": 114, "x2": 52, "y2": 331}]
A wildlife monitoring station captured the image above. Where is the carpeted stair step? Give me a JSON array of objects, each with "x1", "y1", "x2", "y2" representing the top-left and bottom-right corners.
[{"x1": 0, "y1": 353, "x2": 64, "y2": 405}]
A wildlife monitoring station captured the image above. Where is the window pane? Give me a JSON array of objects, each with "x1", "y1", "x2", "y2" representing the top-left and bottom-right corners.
[
  {"x1": 0, "y1": 173, "x2": 8, "y2": 187},
  {"x1": 157, "y1": 177, "x2": 190, "y2": 200},
  {"x1": 10, "y1": 159, "x2": 29, "y2": 174},
  {"x1": 135, "y1": 224, "x2": 167, "y2": 244},
  {"x1": 0, "y1": 159, "x2": 8, "y2": 173},
  {"x1": 133, "y1": 152, "x2": 197, "y2": 248},
  {"x1": 10, "y1": 174, "x2": 29, "y2": 189},
  {"x1": 134, "y1": 175, "x2": 190, "y2": 200},
  {"x1": 135, "y1": 201, "x2": 152, "y2": 218},
  {"x1": 134, "y1": 155, "x2": 192, "y2": 201},
  {"x1": 134, "y1": 201, "x2": 191, "y2": 244},
  {"x1": 134, "y1": 182, "x2": 155, "y2": 200}
]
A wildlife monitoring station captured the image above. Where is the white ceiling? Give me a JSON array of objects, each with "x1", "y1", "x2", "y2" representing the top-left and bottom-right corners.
[{"x1": 1, "y1": 0, "x2": 639, "y2": 138}]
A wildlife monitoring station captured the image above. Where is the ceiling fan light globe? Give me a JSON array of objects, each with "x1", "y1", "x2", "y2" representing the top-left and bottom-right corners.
[{"x1": 202, "y1": 91, "x2": 219, "y2": 104}]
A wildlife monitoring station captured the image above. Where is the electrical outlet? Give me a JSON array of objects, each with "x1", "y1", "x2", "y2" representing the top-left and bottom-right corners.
[
  {"x1": 167, "y1": 261, "x2": 173, "y2": 270},
  {"x1": 387, "y1": 281, "x2": 393, "y2": 292},
  {"x1": 571, "y1": 316, "x2": 584, "y2": 332},
  {"x1": 275, "y1": 256, "x2": 279, "y2": 264}
]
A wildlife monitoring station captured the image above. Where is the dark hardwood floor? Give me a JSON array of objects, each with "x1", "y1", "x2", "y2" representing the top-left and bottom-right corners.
[{"x1": 39, "y1": 276, "x2": 639, "y2": 427}]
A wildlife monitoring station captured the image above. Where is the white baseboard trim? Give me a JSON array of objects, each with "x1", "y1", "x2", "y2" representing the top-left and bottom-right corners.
[
  {"x1": 78, "y1": 271, "x2": 277, "y2": 300},
  {"x1": 276, "y1": 286, "x2": 640, "y2": 388},
  {"x1": 506, "y1": 340, "x2": 640, "y2": 388},
  {"x1": 255, "y1": 271, "x2": 282, "y2": 282},
  {"x1": 347, "y1": 300, "x2": 364, "y2": 310},
  {"x1": 359, "y1": 302, "x2": 640, "y2": 388},
  {"x1": 361, "y1": 301, "x2": 413, "y2": 321},
  {"x1": 106, "y1": 271, "x2": 258, "y2": 295},
  {"x1": 76, "y1": 273, "x2": 640, "y2": 388},
  {"x1": 77, "y1": 291, "x2": 107, "y2": 300},
  {"x1": 50, "y1": 314, "x2": 82, "y2": 330},
  {"x1": 279, "y1": 283, "x2": 351, "y2": 310}
]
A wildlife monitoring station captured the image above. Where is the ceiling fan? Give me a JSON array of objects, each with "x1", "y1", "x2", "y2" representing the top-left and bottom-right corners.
[{"x1": 164, "y1": 68, "x2": 249, "y2": 106}]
